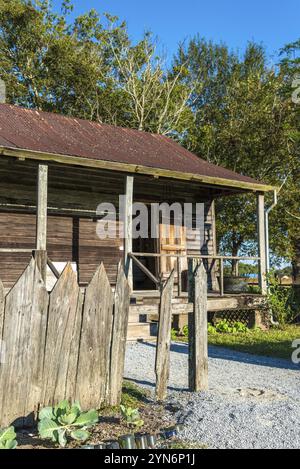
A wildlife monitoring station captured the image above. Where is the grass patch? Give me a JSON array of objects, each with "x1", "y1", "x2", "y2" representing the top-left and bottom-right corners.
[
  {"x1": 121, "y1": 380, "x2": 150, "y2": 408},
  {"x1": 207, "y1": 325, "x2": 300, "y2": 360},
  {"x1": 167, "y1": 439, "x2": 207, "y2": 449}
]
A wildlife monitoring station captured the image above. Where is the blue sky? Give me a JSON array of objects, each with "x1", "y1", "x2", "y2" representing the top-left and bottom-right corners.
[{"x1": 54, "y1": 0, "x2": 299, "y2": 63}]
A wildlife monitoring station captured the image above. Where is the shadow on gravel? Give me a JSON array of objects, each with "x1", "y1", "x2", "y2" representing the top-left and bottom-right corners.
[{"x1": 140, "y1": 341, "x2": 299, "y2": 372}]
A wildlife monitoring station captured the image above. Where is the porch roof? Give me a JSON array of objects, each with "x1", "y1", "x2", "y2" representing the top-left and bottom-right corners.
[{"x1": 0, "y1": 104, "x2": 275, "y2": 192}]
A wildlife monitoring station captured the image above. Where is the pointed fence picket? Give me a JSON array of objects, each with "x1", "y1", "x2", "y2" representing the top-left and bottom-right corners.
[{"x1": 0, "y1": 256, "x2": 130, "y2": 427}]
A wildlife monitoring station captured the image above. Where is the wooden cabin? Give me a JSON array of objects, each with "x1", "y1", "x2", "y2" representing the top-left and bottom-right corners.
[{"x1": 0, "y1": 104, "x2": 275, "y2": 340}]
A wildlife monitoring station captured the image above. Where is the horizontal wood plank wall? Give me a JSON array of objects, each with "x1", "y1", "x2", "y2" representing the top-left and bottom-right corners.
[
  {"x1": 79, "y1": 218, "x2": 123, "y2": 286},
  {"x1": 186, "y1": 201, "x2": 216, "y2": 290},
  {"x1": 0, "y1": 212, "x2": 122, "y2": 287},
  {"x1": 0, "y1": 158, "x2": 222, "y2": 288}
]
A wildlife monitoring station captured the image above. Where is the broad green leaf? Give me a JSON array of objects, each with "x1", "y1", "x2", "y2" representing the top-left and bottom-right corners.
[
  {"x1": 4, "y1": 440, "x2": 17, "y2": 449},
  {"x1": 57, "y1": 428, "x2": 67, "y2": 448},
  {"x1": 0, "y1": 426, "x2": 16, "y2": 443},
  {"x1": 74, "y1": 410, "x2": 98, "y2": 427},
  {"x1": 70, "y1": 429, "x2": 90, "y2": 442},
  {"x1": 39, "y1": 407, "x2": 55, "y2": 421},
  {"x1": 58, "y1": 412, "x2": 78, "y2": 426},
  {"x1": 38, "y1": 418, "x2": 61, "y2": 439},
  {"x1": 54, "y1": 400, "x2": 70, "y2": 416}
]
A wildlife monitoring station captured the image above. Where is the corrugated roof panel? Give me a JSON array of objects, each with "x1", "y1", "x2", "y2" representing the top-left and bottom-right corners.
[{"x1": 0, "y1": 103, "x2": 266, "y2": 187}]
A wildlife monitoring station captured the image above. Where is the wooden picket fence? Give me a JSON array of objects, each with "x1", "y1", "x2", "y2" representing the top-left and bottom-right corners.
[{"x1": 0, "y1": 257, "x2": 130, "y2": 427}]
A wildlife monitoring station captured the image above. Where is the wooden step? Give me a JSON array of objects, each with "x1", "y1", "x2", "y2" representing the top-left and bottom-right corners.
[
  {"x1": 127, "y1": 322, "x2": 153, "y2": 341},
  {"x1": 128, "y1": 312, "x2": 148, "y2": 324}
]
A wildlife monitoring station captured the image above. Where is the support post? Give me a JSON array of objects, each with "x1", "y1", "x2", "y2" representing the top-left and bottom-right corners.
[
  {"x1": 36, "y1": 164, "x2": 48, "y2": 281},
  {"x1": 124, "y1": 175, "x2": 134, "y2": 291},
  {"x1": 188, "y1": 259, "x2": 208, "y2": 391},
  {"x1": 257, "y1": 193, "x2": 267, "y2": 295},
  {"x1": 155, "y1": 270, "x2": 175, "y2": 401}
]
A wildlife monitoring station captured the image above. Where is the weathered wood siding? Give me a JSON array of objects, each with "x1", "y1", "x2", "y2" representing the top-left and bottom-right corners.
[{"x1": 0, "y1": 212, "x2": 122, "y2": 287}]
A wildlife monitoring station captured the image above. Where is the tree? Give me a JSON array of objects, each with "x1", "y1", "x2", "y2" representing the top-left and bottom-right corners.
[
  {"x1": 0, "y1": 0, "x2": 192, "y2": 135},
  {"x1": 277, "y1": 40, "x2": 300, "y2": 298},
  {"x1": 108, "y1": 32, "x2": 193, "y2": 134},
  {"x1": 175, "y1": 38, "x2": 294, "y2": 275}
]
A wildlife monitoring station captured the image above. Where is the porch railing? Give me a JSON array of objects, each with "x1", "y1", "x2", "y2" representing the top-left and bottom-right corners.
[{"x1": 129, "y1": 252, "x2": 261, "y2": 297}]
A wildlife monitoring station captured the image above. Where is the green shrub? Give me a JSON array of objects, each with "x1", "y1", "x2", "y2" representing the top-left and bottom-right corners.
[
  {"x1": 120, "y1": 405, "x2": 144, "y2": 428},
  {"x1": 267, "y1": 272, "x2": 295, "y2": 325},
  {"x1": 182, "y1": 325, "x2": 189, "y2": 337},
  {"x1": 0, "y1": 426, "x2": 17, "y2": 449},
  {"x1": 38, "y1": 400, "x2": 98, "y2": 448},
  {"x1": 215, "y1": 319, "x2": 249, "y2": 334},
  {"x1": 171, "y1": 328, "x2": 178, "y2": 340},
  {"x1": 232, "y1": 321, "x2": 249, "y2": 333},
  {"x1": 207, "y1": 323, "x2": 217, "y2": 335}
]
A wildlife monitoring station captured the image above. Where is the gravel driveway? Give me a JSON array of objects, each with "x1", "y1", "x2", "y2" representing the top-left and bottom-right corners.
[{"x1": 124, "y1": 341, "x2": 300, "y2": 449}]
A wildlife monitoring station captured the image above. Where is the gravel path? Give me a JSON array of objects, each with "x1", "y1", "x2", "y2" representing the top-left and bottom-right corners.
[{"x1": 124, "y1": 341, "x2": 300, "y2": 449}]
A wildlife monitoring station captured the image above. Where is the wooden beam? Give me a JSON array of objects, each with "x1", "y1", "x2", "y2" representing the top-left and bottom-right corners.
[
  {"x1": 0, "y1": 146, "x2": 277, "y2": 193},
  {"x1": 155, "y1": 270, "x2": 175, "y2": 401},
  {"x1": 36, "y1": 164, "x2": 48, "y2": 251},
  {"x1": 36, "y1": 164, "x2": 48, "y2": 281},
  {"x1": 124, "y1": 175, "x2": 134, "y2": 290},
  {"x1": 188, "y1": 260, "x2": 208, "y2": 391},
  {"x1": 257, "y1": 193, "x2": 267, "y2": 295},
  {"x1": 130, "y1": 254, "x2": 160, "y2": 287}
]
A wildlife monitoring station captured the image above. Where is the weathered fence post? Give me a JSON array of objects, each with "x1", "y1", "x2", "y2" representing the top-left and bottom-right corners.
[
  {"x1": 188, "y1": 259, "x2": 208, "y2": 392},
  {"x1": 42, "y1": 263, "x2": 83, "y2": 407},
  {"x1": 155, "y1": 270, "x2": 175, "y2": 401},
  {"x1": 76, "y1": 263, "x2": 114, "y2": 410},
  {"x1": 0, "y1": 258, "x2": 49, "y2": 427},
  {"x1": 109, "y1": 262, "x2": 130, "y2": 406}
]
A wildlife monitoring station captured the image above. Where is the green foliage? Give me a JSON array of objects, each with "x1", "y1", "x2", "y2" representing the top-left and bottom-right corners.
[
  {"x1": 208, "y1": 325, "x2": 300, "y2": 360},
  {"x1": 267, "y1": 272, "x2": 295, "y2": 325},
  {"x1": 215, "y1": 319, "x2": 249, "y2": 334},
  {"x1": 182, "y1": 325, "x2": 189, "y2": 337},
  {"x1": 121, "y1": 381, "x2": 149, "y2": 408},
  {"x1": 247, "y1": 285, "x2": 261, "y2": 294},
  {"x1": 0, "y1": 426, "x2": 17, "y2": 449},
  {"x1": 171, "y1": 328, "x2": 178, "y2": 340},
  {"x1": 38, "y1": 400, "x2": 98, "y2": 448},
  {"x1": 120, "y1": 405, "x2": 144, "y2": 428},
  {"x1": 207, "y1": 323, "x2": 217, "y2": 335}
]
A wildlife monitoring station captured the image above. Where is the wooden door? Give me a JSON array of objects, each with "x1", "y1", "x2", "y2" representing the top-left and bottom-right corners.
[{"x1": 159, "y1": 222, "x2": 187, "y2": 281}]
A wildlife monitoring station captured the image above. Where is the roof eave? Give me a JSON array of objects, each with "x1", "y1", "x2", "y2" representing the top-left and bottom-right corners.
[{"x1": 0, "y1": 146, "x2": 277, "y2": 193}]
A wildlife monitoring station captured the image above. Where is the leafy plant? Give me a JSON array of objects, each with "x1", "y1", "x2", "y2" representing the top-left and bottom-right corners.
[
  {"x1": 267, "y1": 272, "x2": 295, "y2": 325},
  {"x1": 171, "y1": 328, "x2": 178, "y2": 341},
  {"x1": 231, "y1": 322, "x2": 249, "y2": 333},
  {"x1": 207, "y1": 323, "x2": 217, "y2": 335},
  {"x1": 38, "y1": 400, "x2": 98, "y2": 448},
  {"x1": 120, "y1": 405, "x2": 144, "y2": 428},
  {"x1": 182, "y1": 325, "x2": 189, "y2": 337},
  {"x1": 215, "y1": 319, "x2": 249, "y2": 334},
  {"x1": 215, "y1": 319, "x2": 232, "y2": 333},
  {"x1": 0, "y1": 426, "x2": 17, "y2": 449}
]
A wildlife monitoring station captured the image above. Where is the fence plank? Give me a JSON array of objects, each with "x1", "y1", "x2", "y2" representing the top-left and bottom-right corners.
[
  {"x1": 155, "y1": 270, "x2": 175, "y2": 401},
  {"x1": 42, "y1": 263, "x2": 83, "y2": 406},
  {"x1": 76, "y1": 263, "x2": 113, "y2": 410},
  {"x1": 109, "y1": 262, "x2": 130, "y2": 406},
  {"x1": 0, "y1": 258, "x2": 48, "y2": 426},
  {"x1": 0, "y1": 279, "x2": 5, "y2": 341},
  {"x1": 188, "y1": 261, "x2": 208, "y2": 391}
]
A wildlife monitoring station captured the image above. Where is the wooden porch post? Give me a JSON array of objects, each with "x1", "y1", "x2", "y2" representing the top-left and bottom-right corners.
[
  {"x1": 124, "y1": 175, "x2": 134, "y2": 291},
  {"x1": 257, "y1": 193, "x2": 267, "y2": 295},
  {"x1": 188, "y1": 259, "x2": 208, "y2": 391},
  {"x1": 35, "y1": 164, "x2": 48, "y2": 281}
]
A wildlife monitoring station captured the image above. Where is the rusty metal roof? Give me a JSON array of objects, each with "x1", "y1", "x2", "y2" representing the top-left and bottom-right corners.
[{"x1": 0, "y1": 104, "x2": 268, "y2": 189}]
